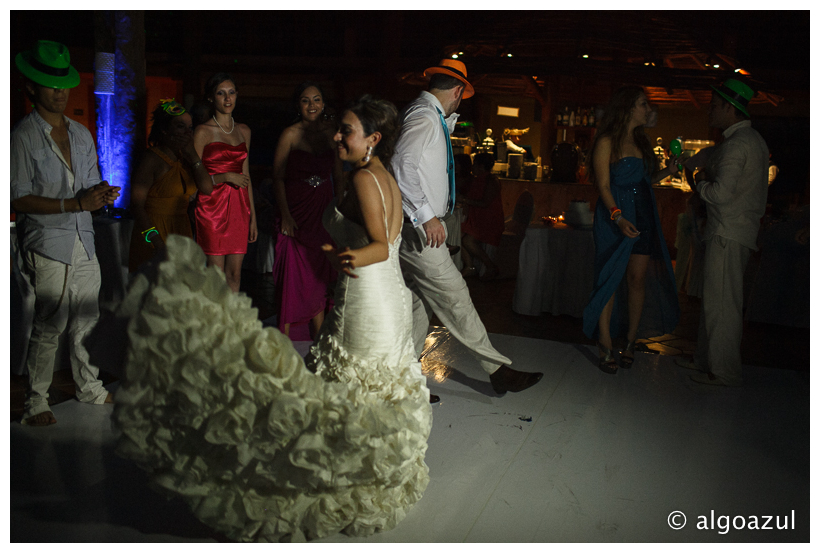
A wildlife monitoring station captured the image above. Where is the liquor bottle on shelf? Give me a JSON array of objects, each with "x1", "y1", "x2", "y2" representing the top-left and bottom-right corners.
[
  {"x1": 581, "y1": 109, "x2": 589, "y2": 127},
  {"x1": 588, "y1": 107, "x2": 595, "y2": 127},
  {"x1": 562, "y1": 106, "x2": 570, "y2": 126},
  {"x1": 569, "y1": 108, "x2": 575, "y2": 127}
]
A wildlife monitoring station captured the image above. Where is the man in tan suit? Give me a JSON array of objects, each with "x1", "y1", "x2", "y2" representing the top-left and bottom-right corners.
[
  {"x1": 392, "y1": 60, "x2": 543, "y2": 399},
  {"x1": 685, "y1": 78, "x2": 769, "y2": 387}
]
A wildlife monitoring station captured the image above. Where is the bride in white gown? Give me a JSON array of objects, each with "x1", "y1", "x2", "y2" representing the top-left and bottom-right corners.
[{"x1": 112, "y1": 96, "x2": 432, "y2": 542}]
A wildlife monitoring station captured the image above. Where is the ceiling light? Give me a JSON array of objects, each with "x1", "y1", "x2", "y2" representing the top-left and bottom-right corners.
[
  {"x1": 497, "y1": 106, "x2": 519, "y2": 117},
  {"x1": 458, "y1": 51, "x2": 464, "y2": 55},
  {"x1": 452, "y1": 54, "x2": 458, "y2": 59},
  {"x1": 713, "y1": 64, "x2": 720, "y2": 68},
  {"x1": 582, "y1": 54, "x2": 589, "y2": 59},
  {"x1": 507, "y1": 53, "x2": 513, "y2": 58}
]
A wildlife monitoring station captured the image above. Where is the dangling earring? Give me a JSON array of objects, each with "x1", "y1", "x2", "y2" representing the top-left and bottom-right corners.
[{"x1": 362, "y1": 146, "x2": 372, "y2": 164}]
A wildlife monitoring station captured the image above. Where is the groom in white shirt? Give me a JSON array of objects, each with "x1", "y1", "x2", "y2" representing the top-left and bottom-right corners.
[{"x1": 392, "y1": 59, "x2": 543, "y2": 398}]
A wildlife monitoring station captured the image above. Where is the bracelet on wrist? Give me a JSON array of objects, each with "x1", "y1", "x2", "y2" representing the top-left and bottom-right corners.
[
  {"x1": 192, "y1": 159, "x2": 203, "y2": 170},
  {"x1": 610, "y1": 208, "x2": 622, "y2": 221},
  {"x1": 614, "y1": 214, "x2": 623, "y2": 224},
  {"x1": 143, "y1": 228, "x2": 160, "y2": 244},
  {"x1": 609, "y1": 206, "x2": 620, "y2": 214}
]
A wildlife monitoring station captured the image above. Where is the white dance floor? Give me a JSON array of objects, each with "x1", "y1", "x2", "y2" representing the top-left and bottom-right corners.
[{"x1": 10, "y1": 329, "x2": 810, "y2": 542}]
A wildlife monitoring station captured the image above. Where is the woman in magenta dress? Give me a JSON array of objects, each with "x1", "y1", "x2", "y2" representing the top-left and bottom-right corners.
[
  {"x1": 194, "y1": 72, "x2": 258, "y2": 292},
  {"x1": 272, "y1": 82, "x2": 342, "y2": 339}
]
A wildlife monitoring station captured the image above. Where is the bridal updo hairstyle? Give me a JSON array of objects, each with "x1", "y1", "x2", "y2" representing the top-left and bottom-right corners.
[{"x1": 344, "y1": 95, "x2": 399, "y2": 165}]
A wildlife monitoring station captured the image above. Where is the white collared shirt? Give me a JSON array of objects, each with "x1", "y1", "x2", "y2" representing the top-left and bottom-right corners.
[
  {"x1": 11, "y1": 110, "x2": 101, "y2": 263},
  {"x1": 392, "y1": 91, "x2": 459, "y2": 226}
]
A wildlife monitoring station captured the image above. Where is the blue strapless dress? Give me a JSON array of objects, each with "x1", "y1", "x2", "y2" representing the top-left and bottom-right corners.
[{"x1": 582, "y1": 157, "x2": 680, "y2": 340}]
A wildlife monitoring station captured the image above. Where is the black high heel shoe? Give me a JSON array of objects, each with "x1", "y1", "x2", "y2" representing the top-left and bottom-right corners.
[
  {"x1": 621, "y1": 340, "x2": 636, "y2": 369},
  {"x1": 598, "y1": 342, "x2": 618, "y2": 374}
]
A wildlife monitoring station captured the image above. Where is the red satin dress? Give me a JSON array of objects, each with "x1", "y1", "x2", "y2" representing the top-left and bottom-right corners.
[{"x1": 195, "y1": 142, "x2": 251, "y2": 256}]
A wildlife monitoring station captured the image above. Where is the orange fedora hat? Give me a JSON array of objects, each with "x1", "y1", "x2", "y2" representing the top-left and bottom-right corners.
[{"x1": 424, "y1": 59, "x2": 474, "y2": 99}]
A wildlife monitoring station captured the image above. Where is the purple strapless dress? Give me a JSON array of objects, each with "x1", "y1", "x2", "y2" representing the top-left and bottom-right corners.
[{"x1": 273, "y1": 148, "x2": 337, "y2": 338}]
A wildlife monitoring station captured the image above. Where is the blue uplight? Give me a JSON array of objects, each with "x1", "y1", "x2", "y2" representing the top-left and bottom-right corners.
[{"x1": 93, "y1": 22, "x2": 137, "y2": 210}]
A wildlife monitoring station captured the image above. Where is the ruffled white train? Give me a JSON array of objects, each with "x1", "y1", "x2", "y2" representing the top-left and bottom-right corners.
[{"x1": 114, "y1": 235, "x2": 431, "y2": 542}]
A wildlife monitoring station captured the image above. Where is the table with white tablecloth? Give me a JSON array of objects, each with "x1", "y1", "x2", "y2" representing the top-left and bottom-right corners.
[{"x1": 512, "y1": 222, "x2": 595, "y2": 318}]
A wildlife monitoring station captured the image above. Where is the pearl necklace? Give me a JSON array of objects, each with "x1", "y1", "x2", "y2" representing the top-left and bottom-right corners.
[{"x1": 213, "y1": 115, "x2": 235, "y2": 135}]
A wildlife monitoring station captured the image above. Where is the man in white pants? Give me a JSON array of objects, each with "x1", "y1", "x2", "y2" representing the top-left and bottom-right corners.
[
  {"x1": 684, "y1": 78, "x2": 769, "y2": 387},
  {"x1": 392, "y1": 59, "x2": 542, "y2": 399},
  {"x1": 12, "y1": 40, "x2": 120, "y2": 425}
]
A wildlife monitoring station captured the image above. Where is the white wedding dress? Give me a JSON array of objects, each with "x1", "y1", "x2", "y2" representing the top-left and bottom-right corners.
[{"x1": 113, "y1": 170, "x2": 431, "y2": 542}]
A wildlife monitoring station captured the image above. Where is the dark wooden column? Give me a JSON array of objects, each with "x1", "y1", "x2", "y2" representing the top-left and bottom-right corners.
[
  {"x1": 522, "y1": 76, "x2": 553, "y2": 164},
  {"x1": 182, "y1": 12, "x2": 203, "y2": 106}
]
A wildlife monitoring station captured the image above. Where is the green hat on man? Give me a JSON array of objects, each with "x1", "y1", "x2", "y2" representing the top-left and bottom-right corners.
[
  {"x1": 15, "y1": 40, "x2": 80, "y2": 89},
  {"x1": 710, "y1": 78, "x2": 755, "y2": 118}
]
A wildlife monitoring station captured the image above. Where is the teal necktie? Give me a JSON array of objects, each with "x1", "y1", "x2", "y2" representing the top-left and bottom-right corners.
[{"x1": 438, "y1": 109, "x2": 456, "y2": 213}]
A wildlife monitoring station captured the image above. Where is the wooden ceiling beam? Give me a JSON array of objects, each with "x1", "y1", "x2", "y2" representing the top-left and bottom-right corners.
[
  {"x1": 664, "y1": 57, "x2": 701, "y2": 109},
  {"x1": 521, "y1": 75, "x2": 547, "y2": 107}
]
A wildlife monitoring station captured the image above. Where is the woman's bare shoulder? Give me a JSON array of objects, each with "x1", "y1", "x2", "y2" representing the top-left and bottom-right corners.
[
  {"x1": 276, "y1": 124, "x2": 302, "y2": 144},
  {"x1": 194, "y1": 122, "x2": 217, "y2": 140},
  {"x1": 596, "y1": 134, "x2": 613, "y2": 148}
]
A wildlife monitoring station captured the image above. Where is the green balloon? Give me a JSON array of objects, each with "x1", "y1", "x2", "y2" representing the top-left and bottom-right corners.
[
  {"x1": 669, "y1": 139, "x2": 683, "y2": 171},
  {"x1": 670, "y1": 139, "x2": 682, "y2": 156}
]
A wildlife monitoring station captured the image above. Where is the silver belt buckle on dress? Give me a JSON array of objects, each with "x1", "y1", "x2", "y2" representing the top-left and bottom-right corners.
[{"x1": 305, "y1": 175, "x2": 325, "y2": 188}]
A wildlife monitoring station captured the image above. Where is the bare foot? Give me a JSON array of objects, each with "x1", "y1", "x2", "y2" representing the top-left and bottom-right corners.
[
  {"x1": 24, "y1": 411, "x2": 57, "y2": 426},
  {"x1": 104, "y1": 392, "x2": 115, "y2": 404}
]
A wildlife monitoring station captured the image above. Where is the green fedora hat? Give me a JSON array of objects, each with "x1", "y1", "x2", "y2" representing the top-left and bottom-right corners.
[
  {"x1": 710, "y1": 78, "x2": 755, "y2": 118},
  {"x1": 15, "y1": 40, "x2": 80, "y2": 89}
]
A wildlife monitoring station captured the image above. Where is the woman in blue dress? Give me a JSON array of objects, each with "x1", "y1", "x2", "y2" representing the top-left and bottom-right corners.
[{"x1": 582, "y1": 86, "x2": 682, "y2": 373}]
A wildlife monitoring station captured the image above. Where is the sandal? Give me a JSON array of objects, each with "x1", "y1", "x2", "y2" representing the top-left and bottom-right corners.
[
  {"x1": 597, "y1": 342, "x2": 618, "y2": 374},
  {"x1": 621, "y1": 340, "x2": 636, "y2": 368}
]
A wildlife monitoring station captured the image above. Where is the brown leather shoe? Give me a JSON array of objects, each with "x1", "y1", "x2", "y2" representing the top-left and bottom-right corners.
[
  {"x1": 429, "y1": 394, "x2": 440, "y2": 404},
  {"x1": 490, "y1": 365, "x2": 543, "y2": 394}
]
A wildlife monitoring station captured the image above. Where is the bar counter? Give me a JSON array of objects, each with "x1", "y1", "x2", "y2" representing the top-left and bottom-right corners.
[{"x1": 498, "y1": 178, "x2": 690, "y2": 257}]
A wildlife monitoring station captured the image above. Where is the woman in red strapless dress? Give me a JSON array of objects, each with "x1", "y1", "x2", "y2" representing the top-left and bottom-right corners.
[
  {"x1": 193, "y1": 72, "x2": 258, "y2": 292},
  {"x1": 272, "y1": 82, "x2": 342, "y2": 339}
]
